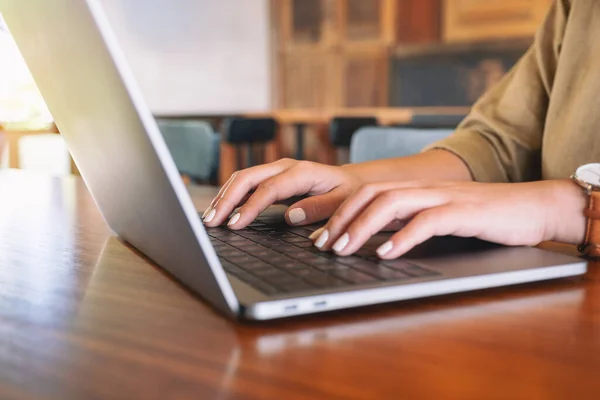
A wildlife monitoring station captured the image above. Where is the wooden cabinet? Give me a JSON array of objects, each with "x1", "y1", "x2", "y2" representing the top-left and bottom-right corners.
[
  {"x1": 396, "y1": 0, "x2": 441, "y2": 44},
  {"x1": 274, "y1": 0, "x2": 545, "y2": 109},
  {"x1": 276, "y1": 0, "x2": 396, "y2": 109},
  {"x1": 341, "y1": 49, "x2": 388, "y2": 107},
  {"x1": 443, "y1": 0, "x2": 553, "y2": 42}
]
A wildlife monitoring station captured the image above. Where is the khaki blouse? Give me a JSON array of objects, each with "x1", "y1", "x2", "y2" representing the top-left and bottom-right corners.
[{"x1": 426, "y1": 0, "x2": 600, "y2": 183}]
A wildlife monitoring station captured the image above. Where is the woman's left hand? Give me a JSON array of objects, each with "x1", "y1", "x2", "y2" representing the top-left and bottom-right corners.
[{"x1": 311, "y1": 179, "x2": 588, "y2": 259}]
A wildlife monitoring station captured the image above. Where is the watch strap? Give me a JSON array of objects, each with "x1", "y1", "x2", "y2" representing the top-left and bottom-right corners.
[{"x1": 580, "y1": 191, "x2": 600, "y2": 257}]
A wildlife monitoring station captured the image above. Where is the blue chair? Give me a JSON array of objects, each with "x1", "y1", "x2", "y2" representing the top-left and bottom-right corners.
[
  {"x1": 155, "y1": 119, "x2": 219, "y2": 183},
  {"x1": 349, "y1": 112, "x2": 466, "y2": 163},
  {"x1": 350, "y1": 127, "x2": 454, "y2": 164}
]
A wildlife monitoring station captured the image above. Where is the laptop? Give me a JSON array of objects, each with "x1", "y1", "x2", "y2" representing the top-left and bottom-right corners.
[{"x1": 0, "y1": 0, "x2": 586, "y2": 321}]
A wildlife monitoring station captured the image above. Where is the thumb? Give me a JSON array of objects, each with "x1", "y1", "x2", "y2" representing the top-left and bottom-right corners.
[{"x1": 285, "y1": 187, "x2": 350, "y2": 226}]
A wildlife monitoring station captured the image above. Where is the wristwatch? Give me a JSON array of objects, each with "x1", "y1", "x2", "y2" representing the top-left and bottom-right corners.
[{"x1": 571, "y1": 163, "x2": 600, "y2": 257}]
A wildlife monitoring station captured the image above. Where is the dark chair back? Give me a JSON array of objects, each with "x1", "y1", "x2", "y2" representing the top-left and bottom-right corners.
[
  {"x1": 222, "y1": 117, "x2": 278, "y2": 169},
  {"x1": 329, "y1": 116, "x2": 378, "y2": 147},
  {"x1": 399, "y1": 113, "x2": 467, "y2": 129}
]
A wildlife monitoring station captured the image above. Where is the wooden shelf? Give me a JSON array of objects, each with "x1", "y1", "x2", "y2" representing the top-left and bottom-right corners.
[{"x1": 393, "y1": 37, "x2": 532, "y2": 59}]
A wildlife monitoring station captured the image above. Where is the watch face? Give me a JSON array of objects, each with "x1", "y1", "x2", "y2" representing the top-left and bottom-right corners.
[{"x1": 575, "y1": 163, "x2": 600, "y2": 186}]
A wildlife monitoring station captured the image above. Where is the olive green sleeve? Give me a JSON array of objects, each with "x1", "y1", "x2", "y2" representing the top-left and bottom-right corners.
[{"x1": 423, "y1": 0, "x2": 570, "y2": 183}]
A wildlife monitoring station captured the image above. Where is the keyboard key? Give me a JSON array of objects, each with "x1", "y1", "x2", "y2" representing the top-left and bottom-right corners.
[
  {"x1": 224, "y1": 255, "x2": 259, "y2": 264},
  {"x1": 311, "y1": 260, "x2": 349, "y2": 271},
  {"x1": 264, "y1": 274, "x2": 303, "y2": 286},
  {"x1": 241, "y1": 261, "x2": 273, "y2": 272},
  {"x1": 238, "y1": 278, "x2": 281, "y2": 295},
  {"x1": 276, "y1": 281, "x2": 316, "y2": 293},
  {"x1": 335, "y1": 256, "x2": 376, "y2": 267},
  {"x1": 279, "y1": 235, "x2": 307, "y2": 241},
  {"x1": 247, "y1": 222, "x2": 267, "y2": 228},
  {"x1": 268, "y1": 232, "x2": 300, "y2": 239},
  {"x1": 304, "y1": 274, "x2": 348, "y2": 288},
  {"x1": 278, "y1": 261, "x2": 308, "y2": 270},
  {"x1": 252, "y1": 268, "x2": 292, "y2": 279},
  {"x1": 293, "y1": 241, "x2": 314, "y2": 248},
  {"x1": 330, "y1": 269, "x2": 379, "y2": 284},
  {"x1": 218, "y1": 250, "x2": 243, "y2": 257},
  {"x1": 221, "y1": 261, "x2": 245, "y2": 276},
  {"x1": 287, "y1": 227, "x2": 318, "y2": 238},
  {"x1": 402, "y1": 264, "x2": 440, "y2": 277},
  {"x1": 276, "y1": 244, "x2": 301, "y2": 253},
  {"x1": 381, "y1": 259, "x2": 415, "y2": 271},
  {"x1": 351, "y1": 265, "x2": 411, "y2": 281},
  {"x1": 268, "y1": 255, "x2": 296, "y2": 264}
]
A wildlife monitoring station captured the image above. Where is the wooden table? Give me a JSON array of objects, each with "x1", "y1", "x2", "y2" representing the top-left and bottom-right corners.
[
  {"x1": 0, "y1": 123, "x2": 66, "y2": 170},
  {"x1": 1, "y1": 169, "x2": 599, "y2": 399}
]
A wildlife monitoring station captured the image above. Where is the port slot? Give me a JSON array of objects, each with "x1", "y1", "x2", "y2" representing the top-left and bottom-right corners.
[
  {"x1": 284, "y1": 304, "x2": 298, "y2": 312},
  {"x1": 313, "y1": 300, "x2": 327, "y2": 307}
]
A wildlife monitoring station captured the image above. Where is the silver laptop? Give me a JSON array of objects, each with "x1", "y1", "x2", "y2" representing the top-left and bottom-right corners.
[{"x1": 1, "y1": 0, "x2": 586, "y2": 321}]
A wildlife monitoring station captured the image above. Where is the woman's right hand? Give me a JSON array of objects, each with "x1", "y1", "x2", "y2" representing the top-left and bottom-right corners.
[{"x1": 202, "y1": 158, "x2": 361, "y2": 229}]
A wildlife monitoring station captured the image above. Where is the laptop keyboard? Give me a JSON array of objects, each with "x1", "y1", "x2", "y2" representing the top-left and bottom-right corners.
[{"x1": 207, "y1": 221, "x2": 441, "y2": 295}]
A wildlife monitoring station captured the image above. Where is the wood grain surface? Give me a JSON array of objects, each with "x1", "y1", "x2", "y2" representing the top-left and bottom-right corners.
[{"x1": 0, "y1": 170, "x2": 598, "y2": 400}]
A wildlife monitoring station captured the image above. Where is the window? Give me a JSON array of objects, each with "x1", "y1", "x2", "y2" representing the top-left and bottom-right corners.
[{"x1": 0, "y1": 14, "x2": 52, "y2": 129}]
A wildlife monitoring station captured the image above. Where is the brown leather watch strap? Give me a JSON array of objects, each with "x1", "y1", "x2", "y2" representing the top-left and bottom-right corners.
[{"x1": 581, "y1": 191, "x2": 600, "y2": 257}]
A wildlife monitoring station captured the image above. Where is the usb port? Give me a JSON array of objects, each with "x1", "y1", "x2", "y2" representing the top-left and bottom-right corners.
[
  {"x1": 313, "y1": 301, "x2": 327, "y2": 307},
  {"x1": 284, "y1": 304, "x2": 298, "y2": 312}
]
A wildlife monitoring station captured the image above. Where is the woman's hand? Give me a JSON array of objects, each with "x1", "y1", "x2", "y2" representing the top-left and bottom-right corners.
[
  {"x1": 202, "y1": 158, "x2": 361, "y2": 228},
  {"x1": 311, "y1": 179, "x2": 587, "y2": 259}
]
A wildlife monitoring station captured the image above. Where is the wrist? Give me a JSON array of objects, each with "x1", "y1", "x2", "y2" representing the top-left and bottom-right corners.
[{"x1": 546, "y1": 179, "x2": 587, "y2": 245}]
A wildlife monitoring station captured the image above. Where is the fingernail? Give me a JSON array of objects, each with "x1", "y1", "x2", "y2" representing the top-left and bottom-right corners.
[
  {"x1": 202, "y1": 206, "x2": 213, "y2": 219},
  {"x1": 314, "y1": 229, "x2": 329, "y2": 249},
  {"x1": 204, "y1": 208, "x2": 217, "y2": 223},
  {"x1": 377, "y1": 241, "x2": 394, "y2": 257},
  {"x1": 309, "y1": 227, "x2": 324, "y2": 240},
  {"x1": 228, "y1": 212, "x2": 241, "y2": 226},
  {"x1": 288, "y1": 208, "x2": 306, "y2": 225},
  {"x1": 332, "y1": 233, "x2": 350, "y2": 253}
]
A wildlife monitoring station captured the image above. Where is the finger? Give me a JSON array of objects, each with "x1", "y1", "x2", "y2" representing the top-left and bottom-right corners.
[
  {"x1": 316, "y1": 180, "x2": 447, "y2": 250},
  {"x1": 203, "y1": 159, "x2": 292, "y2": 226},
  {"x1": 285, "y1": 186, "x2": 353, "y2": 226},
  {"x1": 328, "y1": 189, "x2": 448, "y2": 256},
  {"x1": 202, "y1": 172, "x2": 237, "y2": 218},
  {"x1": 225, "y1": 163, "x2": 323, "y2": 229},
  {"x1": 313, "y1": 182, "x2": 405, "y2": 250},
  {"x1": 376, "y1": 205, "x2": 460, "y2": 259}
]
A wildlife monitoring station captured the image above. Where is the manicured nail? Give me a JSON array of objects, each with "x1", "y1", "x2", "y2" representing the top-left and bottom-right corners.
[
  {"x1": 228, "y1": 212, "x2": 241, "y2": 226},
  {"x1": 202, "y1": 206, "x2": 213, "y2": 219},
  {"x1": 377, "y1": 241, "x2": 394, "y2": 257},
  {"x1": 314, "y1": 229, "x2": 329, "y2": 249},
  {"x1": 204, "y1": 208, "x2": 217, "y2": 223},
  {"x1": 288, "y1": 208, "x2": 306, "y2": 225},
  {"x1": 332, "y1": 233, "x2": 350, "y2": 253},
  {"x1": 309, "y1": 227, "x2": 324, "y2": 240}
]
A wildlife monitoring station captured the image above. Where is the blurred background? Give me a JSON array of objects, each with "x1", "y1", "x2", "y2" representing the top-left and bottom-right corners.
[{"x1": 0, "y1": 0, "x2": 550, "y2": 181}]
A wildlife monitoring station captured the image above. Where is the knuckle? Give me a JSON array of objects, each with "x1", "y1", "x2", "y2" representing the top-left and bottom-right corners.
[
  {"x1": 277, "y1": 157, "x2": 294, "y2": 165},
  {"x1": 257, "y1": 180, "x2": 278, "y2": 196},
  {"x1": 357, "y1": 183, "x2": 377, "y2": 197},
  {"x1": 379, "y1": 190, "x2": 401, "y2": 204},
  {"x1": 413, "y1": 210, "x2": 438, "y2": 227},
  {"x1": 293, "y1": 160, "x2": 313, "y2": 170},
  {"x1": 231, "y1": 170, "x2": 244, "y2": 181}
]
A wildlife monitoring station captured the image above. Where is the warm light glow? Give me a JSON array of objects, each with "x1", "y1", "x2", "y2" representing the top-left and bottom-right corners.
[{"x1": 0, "y1": 13, "x2": 53, "y2": 129}]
